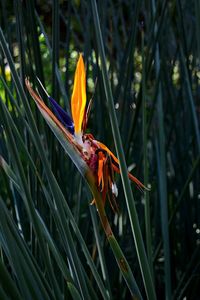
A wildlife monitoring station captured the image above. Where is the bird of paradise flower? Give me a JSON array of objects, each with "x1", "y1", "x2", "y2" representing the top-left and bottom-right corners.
[{"x1": 25, "y1": 54, "x2": 149, "y2": 212}]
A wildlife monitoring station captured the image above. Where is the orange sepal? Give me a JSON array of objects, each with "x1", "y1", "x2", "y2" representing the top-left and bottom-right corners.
[{"x1": 71, "y1": 54, "x2": 86, "y2": 134}]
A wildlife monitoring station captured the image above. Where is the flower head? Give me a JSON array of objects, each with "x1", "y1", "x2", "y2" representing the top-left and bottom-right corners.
[{"x1": 26, "y1": 54, "x2": 149, "y2": 211}]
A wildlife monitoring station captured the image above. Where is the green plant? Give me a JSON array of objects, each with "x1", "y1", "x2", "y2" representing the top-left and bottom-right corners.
[{"x1": 0, "y1": 1, "x2": 199, "y2": 299}]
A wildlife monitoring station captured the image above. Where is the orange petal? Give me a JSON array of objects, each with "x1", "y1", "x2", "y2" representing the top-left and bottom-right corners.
[
  {"x1": 96, "y1": 140, "x2": 150, "y2": 191},
  {"x1": 71, "y1": 54, "x2": 86, "y2": 134},
  {"x1": 96, "y1": 141, "x2": 119, "y2": 165},
  {"x1": 97, "y1": 152, "x2": 105, "y2": 189}
]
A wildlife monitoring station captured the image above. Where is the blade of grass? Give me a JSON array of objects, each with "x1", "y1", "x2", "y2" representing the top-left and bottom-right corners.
[
  {"x1": 0, "y1": 257, "x2": 23, "y2": 300},
  {"x1": 173, "y1": 245, "x2": 200, "y2": 299},
  {"x1": 153, "y1": 154, "x2": 200, "y2": 263},
  {"x1": 0, "y1": 100, "x2": 63, "y2": 300},
  {"x1": 0, "y1": 156, "x2": 21, "y2": 193},
  {"x1": 1, "y1": 101, "x2": 92, "y2": 299},
  {"x1": 26, "y1": 0, "x2": 44, "y2": 83},
  {"x1": 141, "y1": 29, "x2": 154, "y2": 280},
  {"x1": 52, "y1": 0, "x2": 60, "y2": 100},
  {"x1": 114, "y1": 0, "x2": 141, "y2": 108},
  {"x1": 0, "y1": 286, "x2": 11, "y2": 300},
  {"x1": 169, "y1": 154, "x2": 200, "y2": 225},
  {"x1": 0, "y1": 85, "x2": 109, "y2": 299},
  {"x1": 155, "y1": 136, "x2": 171, "y2": 298},
  {"x1": 0, "y1": 154, "x2": 81, "y2": 295},
  {"x1": 0, "y1": 199, "x2": 55, "y2": 300},
  {"x1": 14, "y1": 0, "x2": 26, "y2": 84},
  {"x1": 34, "y1": 11, "x2": 69, "y2": 110},
  {"x1": 0, "y1": 28, "x2": 95, "y2": 298},
  {"x1": 35, "y1": 210, "x2": 83, "y2": 300},
  {"x1": 1, "y1": 149, "x2": 100, "y2": 300},
  {"x1": 67, "y1": 283, "x2": 82, "y2": 300},
  {"x1": 151, "y1": 0, "x2": 172, "y2": 297},
  {"x1": 90, "y1": 1, "x2": 156, "y2": 299},
  {"x1": 179, "y1": 46, "x2": 200, "y2": 152},
  {"x1": 89, "y1": 205, "x2": 112, "y2": 298},
  {"x1": 195, "y1": 0, "x2": 200, "y2": 63}
]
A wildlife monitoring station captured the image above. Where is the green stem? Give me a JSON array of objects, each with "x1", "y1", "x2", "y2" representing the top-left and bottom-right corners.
[{"x1": 86, "y1": 171, "x2": 142, "y2": 299}]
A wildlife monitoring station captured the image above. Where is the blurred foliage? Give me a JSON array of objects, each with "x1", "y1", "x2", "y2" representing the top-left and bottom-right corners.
[{"x1": 0, "y1": 0, "x2": 200, "y2": 299}]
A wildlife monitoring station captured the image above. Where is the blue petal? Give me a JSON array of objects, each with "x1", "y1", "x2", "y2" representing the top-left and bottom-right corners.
[{"x1": 49, "y1": 96, "x2": 74, "y2": 135}]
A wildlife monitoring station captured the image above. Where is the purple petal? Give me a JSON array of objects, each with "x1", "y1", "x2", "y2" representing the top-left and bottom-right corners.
[{"x1": 49, "y1": 96, "x2": 74, "y2": 135}]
